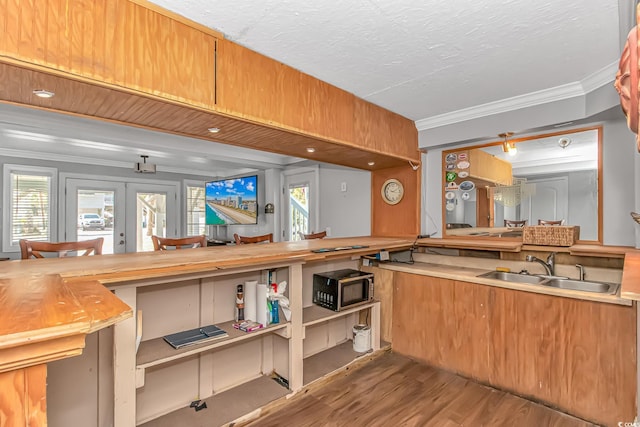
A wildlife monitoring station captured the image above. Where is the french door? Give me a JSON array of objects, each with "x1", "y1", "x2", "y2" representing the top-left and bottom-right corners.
[
  {"x1": 63, "y1": 177, "x2": 178, "y2": 253},
  {"x1": 125, "y1": 183, "x2": 178, "y2": 252},
  {"x1": 65, "y1": 179, "x2": 126, "y2": 254}
]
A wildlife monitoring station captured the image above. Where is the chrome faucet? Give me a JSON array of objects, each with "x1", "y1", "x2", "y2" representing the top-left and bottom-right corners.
[{"x1": 525, "y1": 252, "x2": 556, "y2": 276}]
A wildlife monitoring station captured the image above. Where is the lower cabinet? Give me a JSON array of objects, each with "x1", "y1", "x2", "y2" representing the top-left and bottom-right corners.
[
  {"x1": 46, "y1": 258, "x2": 381, "y2": 427},
  {"x1": 392, "y1": 273, "x2": 637, "y2": 427}
]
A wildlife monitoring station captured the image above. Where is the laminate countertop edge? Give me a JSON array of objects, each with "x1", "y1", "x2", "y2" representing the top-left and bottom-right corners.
[{"x1": 378, "y1": 262, "x2": 632, "y2": 306}]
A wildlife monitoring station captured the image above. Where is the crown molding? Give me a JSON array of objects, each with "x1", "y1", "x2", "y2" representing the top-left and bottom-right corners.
[
  {"x1": 415, "y1": 61, "x2": 619, "y2": 131},
  {"x1": 0, "y1": 148, "x2": 226, "y2": 177}
]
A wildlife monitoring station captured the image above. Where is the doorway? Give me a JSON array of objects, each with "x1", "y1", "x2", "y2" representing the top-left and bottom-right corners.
[
  {"x1": 63, "y1": 176, "x2": 178, "y2": 253},
  {"x1": 283, "y1": 168, "x2": 318, "y2": 241},
  {"x1": 126, "y1": 183, "x2": 178, "y2": 252},
  {"x1": 65, "y1": 179, "x2": 126, "y2": 254}
]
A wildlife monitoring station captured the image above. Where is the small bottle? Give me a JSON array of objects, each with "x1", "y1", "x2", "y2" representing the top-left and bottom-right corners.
[{"x1": 271, "y1": 299, "x2": 279, "y2": 324}]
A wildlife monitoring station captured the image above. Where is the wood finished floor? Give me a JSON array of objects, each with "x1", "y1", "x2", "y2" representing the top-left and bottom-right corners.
[{"x1": 243, "y1": 351, "x2": 596, "y2": 427}]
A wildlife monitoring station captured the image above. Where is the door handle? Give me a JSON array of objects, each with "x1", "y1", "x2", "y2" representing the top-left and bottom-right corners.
[{"x1": 119, "y1": 240, "x2": 125, "y2": 245}]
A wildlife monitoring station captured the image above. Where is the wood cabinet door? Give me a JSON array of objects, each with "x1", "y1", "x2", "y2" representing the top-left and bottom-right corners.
[{"x1": 0, "y1": 0, "x2": 216, "y2": 108}]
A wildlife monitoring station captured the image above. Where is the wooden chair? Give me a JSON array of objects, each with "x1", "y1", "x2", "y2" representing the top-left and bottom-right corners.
[
  {"x1": 233, "y1": 233, "x2": 273, "y2": 244},
  {"x1": 504, "y1": 219, "x2": 527, "y2": 227},
  {"x1": 302, "y1": 231, "x2": 327, "y2": 240},
  {"x1": 19, "y1": 238, "x2": 104, "y2": 259},
  {"x1": 538, "y1": 219, "x2": 565, "y2": 226},
  {"x1": 151, "y1": 235, "x2": 207, "y2": 251}
]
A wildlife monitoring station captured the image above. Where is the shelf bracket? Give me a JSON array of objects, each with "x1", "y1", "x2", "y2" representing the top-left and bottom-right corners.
[{"x1": 136, "y1": 367, "x2": 145, "y2": 389}]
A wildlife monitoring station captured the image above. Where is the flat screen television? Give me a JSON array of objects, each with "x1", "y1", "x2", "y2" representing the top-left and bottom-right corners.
[{"x1": 205, "y1": 175, "x2": 258, "y2": 225}]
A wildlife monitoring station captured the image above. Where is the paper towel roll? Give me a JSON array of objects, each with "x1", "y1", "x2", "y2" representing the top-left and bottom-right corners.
[
  {"x1": 256, "y1": 283, "x2": 269, "y2": 326},
  {"x1": 245, "y1": 280, "x2": 257, "y2": 321}
]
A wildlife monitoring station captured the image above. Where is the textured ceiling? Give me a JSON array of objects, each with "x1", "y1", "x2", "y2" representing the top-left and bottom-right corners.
[
  {"x1": 148, "y1": 0, "x2": 621, "y2": 122},
  {"x1": 0, "y1": 1, "x2": 626, "y2": 175}
]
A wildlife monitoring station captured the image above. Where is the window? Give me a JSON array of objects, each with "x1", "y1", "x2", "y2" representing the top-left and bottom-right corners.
[
  {"x1": 3, "y1": 165, "x2": 57, "y2": 252},
  {"x1": 185, "y1": 181, "x2": 205, "y2": 236}
]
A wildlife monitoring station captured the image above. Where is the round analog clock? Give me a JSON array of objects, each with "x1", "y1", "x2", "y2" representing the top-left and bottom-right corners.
[{"x1": 381, "y1": 178, "x2": 404, "y2": 205}]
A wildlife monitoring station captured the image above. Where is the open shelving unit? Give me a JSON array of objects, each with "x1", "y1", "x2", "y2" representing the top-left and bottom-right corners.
[
  {"x1": 136, "y1": 320, "x2": 290, "y2": 387},
  {"x1": 301, "y1": 300, "x2": 380, "y2": 386},
  {"x1": 108, "y1": 255, "x2": 383, "y2": 427}
]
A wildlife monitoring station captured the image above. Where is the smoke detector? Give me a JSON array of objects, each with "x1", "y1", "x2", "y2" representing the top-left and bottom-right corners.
[
  {"x1": 134, "y1": 155, "x2": 156, "y2": 173},
  {"x1": 558, "y1": 137, "x2": 572, "y2": 149}
]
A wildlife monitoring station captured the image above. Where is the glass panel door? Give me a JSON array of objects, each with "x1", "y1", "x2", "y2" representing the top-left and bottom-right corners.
[
  {"x1": 65, "y1": 179, "x2": 126, "y2": 254},
  {"x1": 126, "y1": 183, "x2": 178, "y2": 252},
  {"x1": 283, "y1": 169, "x2": 317, "y2": 241}
]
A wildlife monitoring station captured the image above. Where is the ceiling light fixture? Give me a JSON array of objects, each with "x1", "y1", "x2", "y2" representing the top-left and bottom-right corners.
[
  {"x1": 367, "y1": 161, "x2": 375, "y2": 166},
  {"x1": 306, "y1": 147, "x2": 316, "y2": 153},
  {"x1": 499, "y1": 132, "x2": 517, "y2": 156},
  {"x1": 207, "y1": 127, "x2": 220, "y2": 133},
  {"x1": 558, "y1": 137, "x2": 572, "y2": 149},
  {"x1": 32, "y1": 89, "x2": 55, "y2": 98}
]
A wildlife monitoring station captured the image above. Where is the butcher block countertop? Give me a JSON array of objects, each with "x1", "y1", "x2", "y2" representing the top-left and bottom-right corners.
[
  {"x1": 0, "y1": 237, "x2": 411, "y2": 284},
  {"x1": 0, "y1": 236, "x2": 411, "y2": 372},
  {"x1": 0, "y1": 275, "x2": 132, "y2": 373}
]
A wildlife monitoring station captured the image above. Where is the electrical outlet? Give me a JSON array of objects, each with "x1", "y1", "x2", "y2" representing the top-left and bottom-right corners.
[
  {"x1": 326, "y1": 227, "x2": 331, "y2": 236},
  {"x1": 340, "y1": 182, "x2": 347, "y2": 192}
]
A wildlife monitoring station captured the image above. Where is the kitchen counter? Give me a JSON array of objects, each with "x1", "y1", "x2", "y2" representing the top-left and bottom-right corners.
[{"x1": 378, "y1": 258, "x2": 631, "y2": 306}]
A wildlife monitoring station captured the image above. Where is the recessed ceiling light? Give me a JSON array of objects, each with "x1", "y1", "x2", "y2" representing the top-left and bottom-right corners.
[
  {"x1": 207, "y1": 127, "x2": 220, "y2": 133},
  {"x1": 32, "y1": 89, "x2": 55, "y2": 98},
  {"x1": 306, "y1": 147, "x2": 316, "y2": 153},
  {"x1": 368, "y1": 161, "x2": 375, "y2": 166}
]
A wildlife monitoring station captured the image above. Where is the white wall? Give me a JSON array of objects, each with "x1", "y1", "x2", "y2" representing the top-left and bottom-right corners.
[{"x1": 318, "y1": 164, "x2": 371, "y2": 237}]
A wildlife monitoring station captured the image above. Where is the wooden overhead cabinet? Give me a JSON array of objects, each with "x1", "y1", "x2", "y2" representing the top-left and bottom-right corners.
[
  {"x1": 0, "y1": 0, "x2": 217, "y2": 109},
  {"x1": 216, "y1": 38, "x2": 356, "y2": 145}
]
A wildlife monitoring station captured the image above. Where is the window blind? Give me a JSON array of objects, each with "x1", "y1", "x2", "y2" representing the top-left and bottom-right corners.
[
  {"x1": 10, "y1": 173, "x2": 51, "y2": 244},
  {"x1": 186, "y1": 185, "x2": 205, "y2": 236}
]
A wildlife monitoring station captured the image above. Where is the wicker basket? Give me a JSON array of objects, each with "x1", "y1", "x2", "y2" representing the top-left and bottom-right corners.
[{"x1": 522, "y1": 225, "x2": 580, "y2": 246}]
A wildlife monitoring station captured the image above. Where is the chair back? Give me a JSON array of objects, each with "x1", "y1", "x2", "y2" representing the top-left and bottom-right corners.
[
  {"x1": 20, "y1": 238, "x2": 104, "y2": 259},
  {"x1": 233, "y1": 233, "x2": 273, "y2": 244},
  {"x1": 504, "y1": 219, "x2": 527, "y2": 227},
  {"x1": 152, "y1": 235, "x2": 207, "y2": 251},
  {"x1": 302, "y1": 231, "x2": 327, "y2": 239},
  {"x1": 538, "y1": 219, "x2": 565, "y2": 226}
]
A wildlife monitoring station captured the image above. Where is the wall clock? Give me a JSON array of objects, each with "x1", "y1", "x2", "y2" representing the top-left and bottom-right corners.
[{"x1": 381, "y1": 178, "x2": 404, "y2": 205}]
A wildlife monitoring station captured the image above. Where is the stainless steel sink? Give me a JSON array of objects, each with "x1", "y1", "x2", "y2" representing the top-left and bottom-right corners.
[
  {"x1": 477, "y1": 271, "x2": 547, "y2": 285},
  {"x1": 476, "y1": 271, "x2": 619, "y2": 294},
  {"x1": 544, "y1": 278, "x2": 619, "y2": 295}
]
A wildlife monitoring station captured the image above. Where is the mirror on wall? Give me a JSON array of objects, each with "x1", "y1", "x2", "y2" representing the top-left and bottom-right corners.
[{"x1": 442, "y1": 126, "x2": 602, "y2": 243}]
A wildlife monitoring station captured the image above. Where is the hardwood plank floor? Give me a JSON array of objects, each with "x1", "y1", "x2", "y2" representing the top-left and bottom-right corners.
[{"x1": 242, "y1": 351, "x2": 596, "y2": 427}]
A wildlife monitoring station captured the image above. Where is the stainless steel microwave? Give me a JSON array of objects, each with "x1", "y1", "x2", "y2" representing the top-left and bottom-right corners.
[{"x1": 312, "y1": 269, "x2": 374, "y2": 312}]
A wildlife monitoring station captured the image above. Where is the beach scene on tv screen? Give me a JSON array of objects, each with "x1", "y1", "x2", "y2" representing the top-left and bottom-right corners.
[{"x1": 205, "y1": 176, "x2": 258, "y2": 225}]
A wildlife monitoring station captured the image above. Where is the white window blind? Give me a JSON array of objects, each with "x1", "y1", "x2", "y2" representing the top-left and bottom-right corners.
[
  {"x1": 3, "y1": 165, "x2": 57, "y2": 252},
  {"x1": 186, "y1": 184, "x2": 205, "y2": 236}
]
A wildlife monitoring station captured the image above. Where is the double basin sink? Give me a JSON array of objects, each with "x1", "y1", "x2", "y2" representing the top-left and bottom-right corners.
[{"x1": 477, "y1": 271, "x2": 619, "y2": 295}]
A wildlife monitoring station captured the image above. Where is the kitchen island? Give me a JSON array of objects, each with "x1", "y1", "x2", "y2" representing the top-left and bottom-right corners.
[{"x1": 0, "y1": 236, "x2": 410, "y2": 427}]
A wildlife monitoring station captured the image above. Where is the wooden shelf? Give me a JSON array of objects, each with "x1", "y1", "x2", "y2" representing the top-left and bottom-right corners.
[
  {"x1": 136, "y1": 320, "x2": 290, "y2": 369},
  {"x1": 138, "y1": 375, "x2": 289, "y2": 427},
  {"x1": 302, "y1": 302, "x2": 377, "y2": 328},
  {"x1": 303, "y1": 340, "x2": 363, "y2": 385}
]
